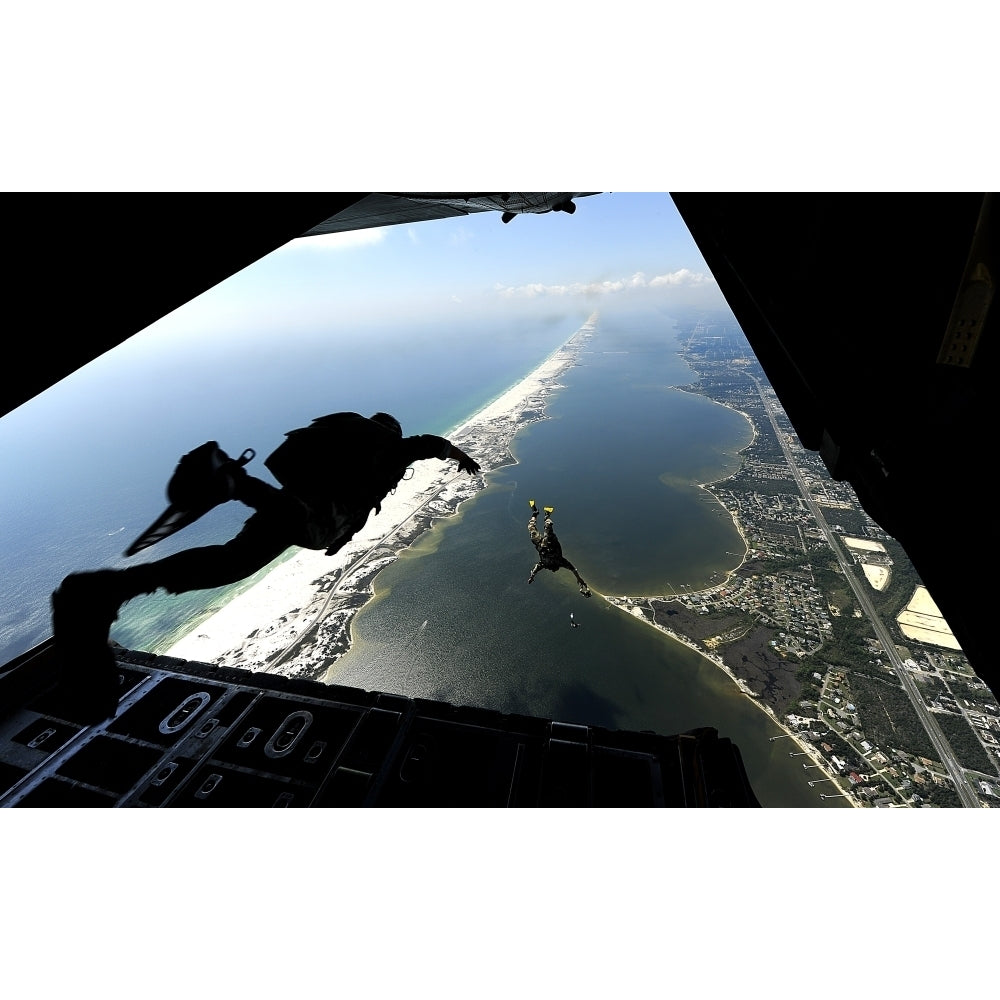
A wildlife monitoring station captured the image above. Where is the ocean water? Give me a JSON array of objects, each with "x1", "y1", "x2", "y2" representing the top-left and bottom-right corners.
[
  {"x1": 330, "y1": 312, "x2": 846, "y2": 807},
  {"x1": 0, "y1": 305, "x2": 845, "y2": 806},
  {"x1": 0, "y1": 312, "x2": 580, "y2": 663}
]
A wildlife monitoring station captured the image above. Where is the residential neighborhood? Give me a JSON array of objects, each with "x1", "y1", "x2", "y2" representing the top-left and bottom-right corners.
[{"x1": 606, "y1": 321, "x2": 999, "y2": 807}]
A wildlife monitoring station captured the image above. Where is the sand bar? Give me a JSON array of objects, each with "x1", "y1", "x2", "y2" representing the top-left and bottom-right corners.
[
  {"x1": 163, "y1": 313, "x2": 857, "y2": 801},
  {"x1": 165, "y1": 316, "x2": 597, "y2": 676}
]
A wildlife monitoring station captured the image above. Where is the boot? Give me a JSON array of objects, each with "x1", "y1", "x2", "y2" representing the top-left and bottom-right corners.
[
  {"x1": 167, "y1": 441, "x2": 249, "y2": 511},
  {"x1": 50, "y1": 569, "x2": 148, "y2": 724}
]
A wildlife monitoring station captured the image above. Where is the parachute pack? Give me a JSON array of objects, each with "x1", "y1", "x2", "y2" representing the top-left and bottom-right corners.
[
  {"x1": 264, "y1": 412, "x2": 402, "y2": 512},
  {"x1": 124, "y1": 441, "x2": 255, "y2": 557},
  {"x1": 123, "y1": 414, "x2": 404, "y2": 558}
]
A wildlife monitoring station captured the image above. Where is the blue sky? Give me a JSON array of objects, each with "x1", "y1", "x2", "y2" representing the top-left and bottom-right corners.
[
  {"x1": 137, "y1": 193, "x2": 728, "y2": 345},
  {"x1": 0, "y1": 191, "x2": 733, "y2": 668},
  {"x1": 0, "y1": 191, "x2": 733, "y2": 676},
  {"x1": 2, "y1": 192, "x2": 726, "y2": 432},
  {"x1": 0, "y1": 193, "x2": 731, "y2": 610},
  {"x1": 12, "y1": 192, "x2": 730, "y2": 439}
]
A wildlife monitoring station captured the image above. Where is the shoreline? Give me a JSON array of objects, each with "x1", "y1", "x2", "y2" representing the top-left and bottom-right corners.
[
  {"x1": 606, "y1": 592, "x2": 857, "y2": 805},
  {"x1": 165, "y1": 315, "x2": 597, "y2": 673},
  {"x1": 599, "y1": 387, "x2": 855, "y2": 804},
  {"x1": 163, "y1": 315, "x2": 855, "y2": 802}
]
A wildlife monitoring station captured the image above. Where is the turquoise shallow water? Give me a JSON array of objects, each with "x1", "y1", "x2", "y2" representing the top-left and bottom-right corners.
[
  {"x1": 0, "y1": 312, "x2": 578, "y2": 663},
  {"x1": 1, "y1": 301, "x2": 849, "y2": 805}
]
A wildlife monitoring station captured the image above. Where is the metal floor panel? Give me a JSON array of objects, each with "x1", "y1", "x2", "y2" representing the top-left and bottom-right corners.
[{"x1": 0, "y1": 645, "x2": 760, "y2": 807}]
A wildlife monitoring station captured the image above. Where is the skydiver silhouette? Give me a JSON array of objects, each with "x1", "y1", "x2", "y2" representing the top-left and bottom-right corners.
[{"x1": 52, "y1": 411, "x2": 481, "y2": 723}]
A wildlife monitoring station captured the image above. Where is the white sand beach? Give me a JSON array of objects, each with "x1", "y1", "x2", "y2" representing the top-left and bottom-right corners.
[
  {"x1": 163, "y1": 312, "x2": 856, "y2": 800},
  {"x1": 165, "y1": 316, "x2": 597, "y2": 676}
]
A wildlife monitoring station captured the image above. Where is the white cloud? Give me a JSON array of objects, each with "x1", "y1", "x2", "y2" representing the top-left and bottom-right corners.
[
  {"x1": 495, "y1": 268, "x2": 715, "y2": 299},
  {"x1": 288, "y1": 228, "x2": 387, "y2": 251},
  {"x1": 650, "y1": 267, "x2": 714, "y2": 287}
]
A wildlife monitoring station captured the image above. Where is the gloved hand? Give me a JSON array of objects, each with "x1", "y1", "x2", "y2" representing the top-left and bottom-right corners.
[{"x1": 456, "y1": 451, "x2": 480, "y2": 476}]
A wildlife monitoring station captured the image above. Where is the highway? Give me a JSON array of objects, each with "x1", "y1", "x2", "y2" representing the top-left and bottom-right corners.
[{"x1": 752, "y1": 377, "x2": 980, "y2": 808}]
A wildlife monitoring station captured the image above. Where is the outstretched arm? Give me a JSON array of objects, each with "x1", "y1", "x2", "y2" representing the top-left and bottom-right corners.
[{"x1": 446, "y1": 443, "x2": 480, "y2": 476}]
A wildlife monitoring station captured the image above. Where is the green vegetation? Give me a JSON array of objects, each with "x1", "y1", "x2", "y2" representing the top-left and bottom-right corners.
[
  {"x1": 758, "y1": 552, "x2": 813, "y2": 575},
  {"x1": 794, "y1": 664, "x2": 823, "y2": 701},
  {"x1": 674, "y1": 349, "x2": 994, "y2": 805},
  {"x1": 913, "y1": 781, "x2": 962, "y2": 808},
  {"x1": 867, "y1": 538, "x2": 924, "y2": 624},
  {"x1": 814, "y1": 731, "x2": 854, "y2": 762},
  {"x1": 732, "y1": 479, "x2": 801, "y2": 498},
  {"x1": 915, "y1": 675, "x2": 950, "y2": 704},
  {"x1": 932, "y1": 713, "x2": 997, "y2": 775},
  {"x1": 819, "y1": 506, "x2": 873, "y2": 536},
  {"x1": 847, "y1": 672, "x2": 937, "y2": 758},
  {"x1": 760, "y1": 521, "x2": 803, "y2": 543},
  {"x1": 816, "y1": 617, "x2": 877, "y2": 671}
]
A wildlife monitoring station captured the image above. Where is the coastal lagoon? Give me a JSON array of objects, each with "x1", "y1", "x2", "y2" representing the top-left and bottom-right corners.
[
  {"x1": 330, "y1": 314, "x2": 847, "y2": 807},
  {"x1": 0, "y1": 312, "x2": 578, "y2": 663},
  {"x1": 1, "y1": 303, "x2": 847, "y2": 806}
]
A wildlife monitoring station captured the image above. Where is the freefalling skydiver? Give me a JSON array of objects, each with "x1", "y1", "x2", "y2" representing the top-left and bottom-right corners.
[{"x1": 526, "y1": 500, "x2": 591, "y2": 597}]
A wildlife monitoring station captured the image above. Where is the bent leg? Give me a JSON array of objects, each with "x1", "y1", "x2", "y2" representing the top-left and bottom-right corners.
[
  {"x1": 235, "y1": 475, "x2": 296, "y2": 514},
  {"x1": 52, "y1": 507, "x2": 297, "y2": 723},
  {"x1": 54, "y1": 509, "x2": 295, "y2": 645},
  {"x1": 528, "y1": 513, "x2": 544, "y2": 582},
  {"x1": 528, "y1": 513, "x2": 542, "y2": 546},
  {"x1": 126, "y1": 511, "x2": 293, "y2": 597},
  {"x1": 559, "y1": 556, "x2": 591, "y2": 596}
]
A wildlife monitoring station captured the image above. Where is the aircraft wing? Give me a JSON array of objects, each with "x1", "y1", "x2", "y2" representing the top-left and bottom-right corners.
[{"x1": 3, "y1": 193, "x2": 598, "y2": 420}]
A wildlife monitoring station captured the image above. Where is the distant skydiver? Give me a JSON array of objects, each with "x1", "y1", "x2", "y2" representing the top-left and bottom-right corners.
[
  {"x1": 51, "y1": 411, "x2": 481, "y2": 723},
  {"x1": 526, "y1": 500, "x2": 591, "y2": 597},
  {"x1": 570, "y1": 612, "x2": 580, "y2": 628}
]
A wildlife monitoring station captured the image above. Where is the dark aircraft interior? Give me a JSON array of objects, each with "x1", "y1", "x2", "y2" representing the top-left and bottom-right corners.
[{"x1": 0, "y1": 192, "x2": 993, "y2": 805}]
